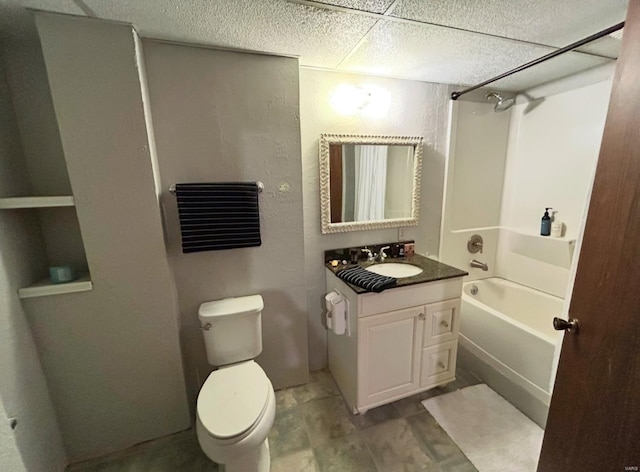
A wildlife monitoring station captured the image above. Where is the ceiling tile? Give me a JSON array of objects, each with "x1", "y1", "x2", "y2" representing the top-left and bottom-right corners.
[
  {"x1": 487, "y1": 52, "x2": 611, "y2": 91},
  {"x1": 83, "y1": 0, "x2": 378, "y2": 68},
  {"x1": 306, "y1": 0, "x2": 395, "y2": 14},
  {"x1": 339, "y1": 20, "x2": 548, "y2": 85},
  {"x1": 338, "y1": 20, "x2": 611, "y2": 91},
  {"x1": 391, "y1": 0, "x2": 628, "y2": 48},
  {"x1": 0, "y1": 0, "x2": 621, "y2": 91},
  {"x1": 576, "y1": 36, "x2": 622, "y2": 59}
]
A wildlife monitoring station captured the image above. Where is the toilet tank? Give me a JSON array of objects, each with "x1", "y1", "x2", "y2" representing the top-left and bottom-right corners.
[{"x1": 198, "y1": 295, "x2": 264, "y2": 366}]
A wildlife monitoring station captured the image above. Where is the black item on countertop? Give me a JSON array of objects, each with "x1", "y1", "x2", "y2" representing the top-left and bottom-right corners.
[{"x1": 336, "y1": 266, "x2": 397, "y2": 293}]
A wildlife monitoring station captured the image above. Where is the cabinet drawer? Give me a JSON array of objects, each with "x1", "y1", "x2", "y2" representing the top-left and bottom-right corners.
[
  {"x1": 359, "y1": 278, "x2": 463, "y2": 317},
  {"x1": 423, "y1": 299, "x2": 460, "y2": 347},
  {"x1": 420, "y1": 341, "x2": 457, "y2": 388}
]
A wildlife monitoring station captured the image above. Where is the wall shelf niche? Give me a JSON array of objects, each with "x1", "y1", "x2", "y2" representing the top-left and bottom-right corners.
[
  {"x1": 18, "y1": 273, "x2": 92, "y2": 299},
  {"x1": 0, "y1": 195, "x2": 75, "y2": 209},
  {"x1": 1, "y1": 195, "x2": 93, "y2": 299}
]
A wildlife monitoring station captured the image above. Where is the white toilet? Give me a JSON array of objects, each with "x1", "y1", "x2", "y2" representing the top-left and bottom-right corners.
[{"x1": 195, "y1": 295, "x2": 276, "y2": 472}]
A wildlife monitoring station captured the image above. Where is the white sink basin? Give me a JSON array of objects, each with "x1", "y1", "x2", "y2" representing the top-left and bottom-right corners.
[{"x1": 365, "y1": 263, "x2": 423, "y2": 278}]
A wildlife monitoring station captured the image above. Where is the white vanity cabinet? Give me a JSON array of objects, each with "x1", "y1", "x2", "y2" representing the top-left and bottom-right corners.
[{"x1": 326, "y1": 269, "x2": 463, "y2": 414}]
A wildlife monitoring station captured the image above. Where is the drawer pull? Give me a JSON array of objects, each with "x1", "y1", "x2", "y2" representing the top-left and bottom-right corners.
[
  {"x1": 440, "y1": 320, "x2": 449, "y2": 328},
  {"x1": 419, "y1": 313, "x2": 426, "y2": 321},
  {"x1": 437, "y1": 361, "x2": 446, "y2": 369}
]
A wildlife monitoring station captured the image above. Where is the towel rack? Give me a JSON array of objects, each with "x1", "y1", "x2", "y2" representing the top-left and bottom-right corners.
[{"x1": 169, "y1": 181, "x2": 264, "y2": 195}]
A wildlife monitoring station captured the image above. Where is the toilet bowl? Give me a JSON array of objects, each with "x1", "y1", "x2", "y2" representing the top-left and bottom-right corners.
[{"x1": 196, "y1": 360, "x2": 276, "y2": 472}]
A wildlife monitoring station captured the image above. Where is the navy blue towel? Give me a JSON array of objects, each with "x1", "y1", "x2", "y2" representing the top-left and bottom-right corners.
[
  {"x1": 175, "y1": 182, "x2": 261, "y2": 253},
  {"x1": 336, "y1": 266, "x2": 397, "y2": 293}
]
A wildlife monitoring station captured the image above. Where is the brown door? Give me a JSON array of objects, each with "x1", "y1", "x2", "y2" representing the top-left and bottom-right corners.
[{"x1": 538, "y1": 2, "x2": 640, "y2": 470}]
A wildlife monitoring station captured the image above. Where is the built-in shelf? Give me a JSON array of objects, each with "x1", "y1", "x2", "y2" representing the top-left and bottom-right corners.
[
  {"x1": 0, "y1": 196, "x2": 75, "y2": 209},
  {"x1": 18, "y1": 273, "x2": 92, "y2": 299},
  {"x1": 504, "y1": 228, "x2": 577, "y2": 269}
]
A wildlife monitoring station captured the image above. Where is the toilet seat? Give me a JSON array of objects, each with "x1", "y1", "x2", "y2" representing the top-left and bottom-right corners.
[{"x1": 197, "y1": 361, "x2": 270, "y2": 440}]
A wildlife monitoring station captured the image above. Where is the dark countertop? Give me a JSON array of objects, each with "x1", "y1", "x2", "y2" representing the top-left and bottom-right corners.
[{"x1": 326, "y1": 253, "x2": 468, "y2": 294}]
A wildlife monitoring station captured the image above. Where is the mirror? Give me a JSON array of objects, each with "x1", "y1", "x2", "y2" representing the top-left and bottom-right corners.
[{"x1": 319, "y1": 134, "x2": 423, "y2": 234}]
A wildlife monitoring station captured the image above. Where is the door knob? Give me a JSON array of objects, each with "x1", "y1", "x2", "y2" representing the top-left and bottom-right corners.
[{"x1": 553, "y1": 317, "x2": 579, "y2": 334}]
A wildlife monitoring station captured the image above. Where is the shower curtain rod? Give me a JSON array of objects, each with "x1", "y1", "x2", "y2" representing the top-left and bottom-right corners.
[{"x1": 450, "y1": 22, "x2": 625, "y2": 100}]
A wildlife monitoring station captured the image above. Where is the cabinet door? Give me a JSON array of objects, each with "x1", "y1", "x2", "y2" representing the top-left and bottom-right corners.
[
  {"x1": 357, "y1": 306, "x2": 423, "y2": 410},
  {"x1": 423, "y1": 299, "x2": 460, "y2": 347}
]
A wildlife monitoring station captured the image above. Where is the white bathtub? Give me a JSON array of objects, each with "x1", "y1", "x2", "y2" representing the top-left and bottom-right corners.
[{"x1": 459, "y1": 278, "x2": 563, "y2": 421}]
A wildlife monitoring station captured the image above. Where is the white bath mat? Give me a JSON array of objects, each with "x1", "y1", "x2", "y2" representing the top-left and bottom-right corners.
[{"x1": 422, "y1": 384, "x2": 543, "y2": 472}]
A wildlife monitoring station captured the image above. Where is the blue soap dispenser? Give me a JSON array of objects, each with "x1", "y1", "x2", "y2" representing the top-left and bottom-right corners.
[{"x1": 541, "y1": 207, "x2": 552, "y2": 236}]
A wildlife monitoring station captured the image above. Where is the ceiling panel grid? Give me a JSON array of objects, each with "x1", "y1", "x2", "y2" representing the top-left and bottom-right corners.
[{"x1": 0, "y1": 0, "x2": 629, "y2": 91}]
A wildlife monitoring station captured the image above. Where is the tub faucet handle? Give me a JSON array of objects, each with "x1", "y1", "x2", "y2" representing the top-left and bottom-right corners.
[{"x1": 468, "y1": 234, "x2": 484, "y2": 254}]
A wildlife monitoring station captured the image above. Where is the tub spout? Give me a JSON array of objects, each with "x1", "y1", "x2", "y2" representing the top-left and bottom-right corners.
[{"x1": 470, "y1": 259, "x2": 489, "y2": 271}]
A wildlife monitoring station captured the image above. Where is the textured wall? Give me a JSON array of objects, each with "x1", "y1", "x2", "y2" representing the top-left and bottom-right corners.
[
  {"x1": 300, "y1": 69, "x2": 452, "y2": 370},
  {"x1": 0, "y1": 52, "x2": 67, "y2": 471},
  {"x1": 30, "y1": 13, "x2": 190, "y2": 461},
  {"x1": 0, "y1": 400, "x2": 25, "y2": 472},
  {"x1": 142, "y1": 40, "x2": 308, "y2": 401}
]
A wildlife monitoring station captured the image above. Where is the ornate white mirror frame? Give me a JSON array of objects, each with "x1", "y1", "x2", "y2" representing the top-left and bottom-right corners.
[{"x1": 319, "y1": 134, "x2": 423, "y2": 234}]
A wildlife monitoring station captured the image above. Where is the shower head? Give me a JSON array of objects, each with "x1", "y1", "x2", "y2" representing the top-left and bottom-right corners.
[{"x1": 486, "y1": 92, "x2": 515, "y2": 112}]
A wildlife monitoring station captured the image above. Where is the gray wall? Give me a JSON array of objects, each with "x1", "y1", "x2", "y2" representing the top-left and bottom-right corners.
[
  {"x1": 3, "y1": 18, "x2": 88, "y2": 275},
  {"x1": 142, "y1": 40, "x2": 308, "y2": 402},
  {"x1": 31, "y1": 13, "x2": 190, "y2": 461},
  {"x1": 0, "y1": 50, "x2": 67, "y2": 471},
  {"x1": 300, "y1": 69, "x2": 452, "y2": 370},
  {"x1": 0, "y1": 400, "x2": 25, "y2": 472}
]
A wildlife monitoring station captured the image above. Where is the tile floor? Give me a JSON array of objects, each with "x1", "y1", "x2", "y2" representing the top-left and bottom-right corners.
[{"x1": 68, "y1": 366, "x2": 482, "y2": 472}]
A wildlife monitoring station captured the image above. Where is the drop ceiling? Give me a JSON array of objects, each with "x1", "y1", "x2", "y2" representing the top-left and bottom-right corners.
[{"x1": 0, "y1": 0, "x2": 629, "y2": 91}]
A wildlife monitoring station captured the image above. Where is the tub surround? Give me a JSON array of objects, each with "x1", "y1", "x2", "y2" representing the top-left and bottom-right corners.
[
  {"x1": 440, "y1": 72, "x2": 614, "y2": 431},
  {"x1": 325, "y1": 247, "x2": 467, "y2": 294}
]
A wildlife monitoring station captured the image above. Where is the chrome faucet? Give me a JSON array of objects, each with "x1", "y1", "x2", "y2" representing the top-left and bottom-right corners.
[
  {"x1": 470, "y1": 259, "x2": 489, "y2": 271},
  {"x1": 361, "y1": 248, "x2": 375, "y2": 262},
  {"x1": 376, "y1": 246, "x2": 390, "y2": 262}
]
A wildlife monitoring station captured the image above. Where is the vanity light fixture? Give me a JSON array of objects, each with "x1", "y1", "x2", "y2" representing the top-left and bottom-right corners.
[{"x1": 330, "y1": 84, "x2": 390, "y2": 118}]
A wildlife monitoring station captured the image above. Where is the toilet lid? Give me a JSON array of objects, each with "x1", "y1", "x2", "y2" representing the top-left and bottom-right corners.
[{"x1": 197, "y1": 361, "x2": 270, "y2": 439}]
